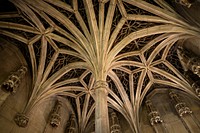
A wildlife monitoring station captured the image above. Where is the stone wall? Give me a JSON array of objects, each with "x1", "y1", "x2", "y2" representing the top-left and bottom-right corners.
[{"x1": 0, "y1": 39, "x2": 76, "y2": 133}]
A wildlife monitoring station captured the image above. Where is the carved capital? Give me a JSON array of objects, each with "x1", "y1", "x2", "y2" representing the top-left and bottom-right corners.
[
  {"x1": 49, "y1": 100, "x2": 62, "y2": 127},
  {"x1": 145, "y1": 100, "x2": 163, "y2": 125},
  {"x1": 14, "y1": 113, "x2": 29, "y2": 128},
  {"x1": 94, "y1": 80, "x2": 108, "y2": 94},
  {"x1": 94, "y1": 80, "x2": 108, "y2": 89}
]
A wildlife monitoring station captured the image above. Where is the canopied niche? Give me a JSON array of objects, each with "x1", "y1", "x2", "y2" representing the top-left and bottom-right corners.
[{"x1": 140, "y1": 89, "x2": 200, "y2": 133}]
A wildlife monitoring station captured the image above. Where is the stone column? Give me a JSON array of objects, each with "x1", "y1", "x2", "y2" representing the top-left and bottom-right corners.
[
  {"x1": 94, "y1": 80, "x2": 110, "y2": 133},
  {"x1": 66, "y1": 114, "x2": 76, "y2": 133},
  {"x1": 110, "y1": 110, "x2": 122, "y2": 133},
  {"x1": 0, "y1": 66, "x2": 27, "y2": 107}
]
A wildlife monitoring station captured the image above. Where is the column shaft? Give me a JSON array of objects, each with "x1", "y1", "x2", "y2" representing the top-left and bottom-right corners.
[{"x1": 94, "y1": 81, "x2": 110, "y2": 133}]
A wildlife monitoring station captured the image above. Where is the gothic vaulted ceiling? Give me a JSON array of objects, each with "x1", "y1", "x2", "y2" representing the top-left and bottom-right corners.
[{"x1": 0, "y1": 0, "x2": 200, "y2": 132}]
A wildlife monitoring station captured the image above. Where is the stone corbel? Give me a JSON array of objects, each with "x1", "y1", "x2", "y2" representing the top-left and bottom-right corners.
[
  {"x1": 145, "y1": 100, "x2": 163, "y2": 125},
  {"x1": 14, "y1": 113, "x2": 29, "y2": 128},
  {"x1": 66, "y1": 114, "x2": 76, "y2": 133},
  {"x1": 1, "y1": 66, "x2": 27, "y2": 94},
  {"x1": 169, "y1": 90, "x2": 192, "y2": 117},
  {"x1": 49, "y1": 100, "x2": 62, "y2": 127},
  {"x1": 110, "y1": 110, "x2": 122, "y2": 133}
]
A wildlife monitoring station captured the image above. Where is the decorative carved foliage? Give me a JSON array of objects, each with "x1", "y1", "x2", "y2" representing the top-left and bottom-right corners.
[
  {"x1": 1, "y1": 66, "x2": 27, "y2": 94},
  {"x1": 169, "y1": 90, "x2": 192, "y2": 117},
  {"x1": 145, "y1": 100, "x2": 163, "y2": 125},
  {"x1": 49, "y1": 100, "x2": 62, "y2": 127},
  {"x1": 14, "y1": 113, "x2": 29, "y2": 128}
]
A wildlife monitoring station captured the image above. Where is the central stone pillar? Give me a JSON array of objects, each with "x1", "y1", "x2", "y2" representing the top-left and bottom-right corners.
[{"x1": 94, "y1": 80, "x2": 110, "y2": 133}]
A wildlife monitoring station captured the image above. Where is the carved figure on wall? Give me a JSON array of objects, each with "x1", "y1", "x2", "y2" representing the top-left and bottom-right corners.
[
  {"x1": 49, "y1": 100, "x2": 62, "y2": 127},
  {"x1": 145, "y1": 100, "x2": 163, "y2": 125},
  {"x1": 177, "y1": 46, "x2": 200, "y2": 78},
  {"x1": 1, "y1": 66, "x2": 27, "y2": 94},
  {"x1": 184, "y1": 72, "x2": 200, "y2": 97},
  {"x1": 110, "y1": 109, "x2": 122, "y2": 133},
  {"x1": 169, "y1": 90, "x2": 192, "y2": 116}
]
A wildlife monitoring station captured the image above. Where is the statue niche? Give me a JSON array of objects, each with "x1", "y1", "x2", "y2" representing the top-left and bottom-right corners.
[
  {"x1": 169, "y1": 90, "x2": 192, "y2": 117},
  {"x1": 177, "y1": 46, "x2": 200, "y2": 78},
  {"x1": 49, "y1": 100, "x2": 62, "y2": 127},
  {"x1": 145, "y1": 100, "x2": 163, "y2": 125}
]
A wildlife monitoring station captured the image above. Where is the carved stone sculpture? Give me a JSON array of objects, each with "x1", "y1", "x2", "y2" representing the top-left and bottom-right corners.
[
  {"x1": 192, "y1": 82, "x2": 200, "y2": 97},
  {"x1": 1, "y1": 66, "x2": 27, "y2": 94},
  {"x1": 110, "y1": 110, "x2": 122, "y2": 133},
  {"x1": 145, "y1": 100, "x2": 163, "y2": 125},
  {"x1": 49, "y1": 100, "x2": 62, "y2": 127},
  {"x1": 184, "y1": 72, "x2": 200, "y2": 97},
  {"x1": 177, "y1": 46, "x2": 200, "y2": 78},
  {"x1": 14, "y1": 113, "x2": 29, "y2": 127},
  {"x1": 169, "y1": 90, "x2": 192, "y2": 116},
  {"x1": 66, "y1": 114, "x2": 76, "y2": 133},
  {"x1": 175, "y1": 0, "x2": 196, "y2": 8}
]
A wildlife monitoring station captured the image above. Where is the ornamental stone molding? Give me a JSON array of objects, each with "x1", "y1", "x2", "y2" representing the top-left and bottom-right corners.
[
  {"x1": 49, "y1": 100, "x2": 62, "y2": 127},
  {"x1": 1, "y1": 66, "x2": 27, "y2": 94},
  {"x1": 169, "y1": 90, "x2": 192, "y2": 117},
  {"x1": 14, "y1": 113, "x2": 29, "y2": 128},
  {"x1": 145, "y1": 100, "x2": 163, "y2": 126},
  {"x1": 93, "y1": 80, "x2": 108, "y2": 94}
]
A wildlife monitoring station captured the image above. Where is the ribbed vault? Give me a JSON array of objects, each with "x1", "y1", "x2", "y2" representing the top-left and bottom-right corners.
[{"x1": 0, "y1": 0, "x2": 200, "y2": 132}]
